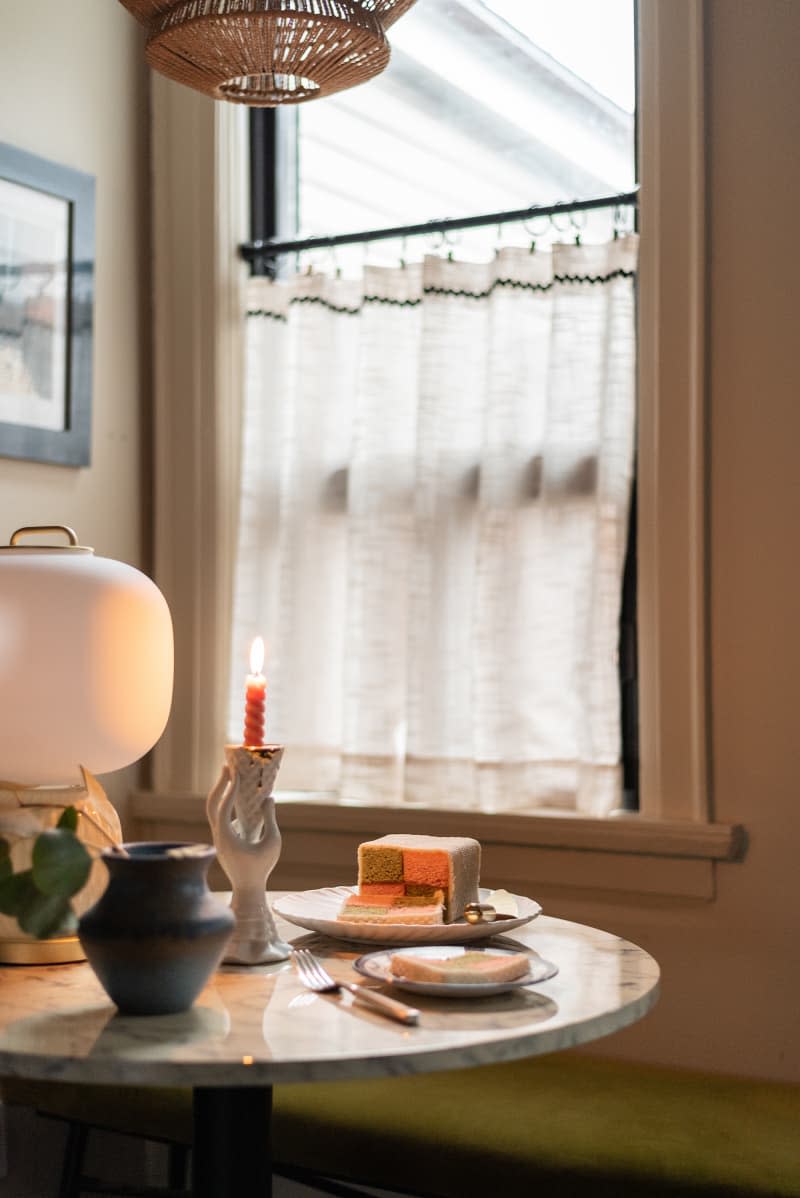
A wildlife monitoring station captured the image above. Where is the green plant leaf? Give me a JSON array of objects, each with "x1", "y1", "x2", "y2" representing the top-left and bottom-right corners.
[
  {"x1": 0, "y1": 869, "x2": 38, "y2": 916},
  {"x1": 0, "y1": 838, "x2": 11, "y2": 882},
  {"x1": 16, "y1": 890, "x2": 74, "y2": 939},
  {"x1": 31, "y1": 829, "x2": 92, "y2": 898},
  {"x1": 56, "y1": 806, "x2": 79, "y2": 833}
]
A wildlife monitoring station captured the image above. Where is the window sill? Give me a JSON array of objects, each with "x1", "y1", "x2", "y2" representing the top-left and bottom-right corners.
[{"x1": 129, "y1": 791, "x2": 745, "y2": 903}]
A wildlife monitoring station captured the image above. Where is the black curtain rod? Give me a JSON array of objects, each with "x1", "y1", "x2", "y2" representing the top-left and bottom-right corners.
[{"x1": 240, "y1": 188, "x2": 639, "y2": 262}]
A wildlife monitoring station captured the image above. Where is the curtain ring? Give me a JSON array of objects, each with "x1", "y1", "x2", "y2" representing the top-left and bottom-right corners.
[
  {"x1": 522, "y1": 213, "x2": 549, "y2": 254},
  {"x1": 549, "y1": 208, "x2": 572, "y2": 235},
  {"x1": 523, "y1": 213, "x2": 549, "y2": 238},
  {"x1": 613, "y1": 203, "x2": 631, "y2": 239},
  {"x1": 570, "y1": 209, "x2": 587, "y2": 246},
  {"x1": 433, "y1": 228, "x2": 458, "y2": 256},
  {"x1": 326, "y1": 244, "x2": 342, "y2": 278}
]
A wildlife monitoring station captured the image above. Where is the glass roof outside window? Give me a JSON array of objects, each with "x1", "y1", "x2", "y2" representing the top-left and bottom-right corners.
[
  {"x1": 296, "y1": 0, "x2": 635, "y2": 268},
  {"x1": 482, "y1": 0, "x2": 635, "y2": 113}
]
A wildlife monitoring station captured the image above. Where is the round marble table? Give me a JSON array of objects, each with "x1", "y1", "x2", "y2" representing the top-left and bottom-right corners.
[{"x1": 0, "y1": 900, "x2": 660, "y2": 1197}]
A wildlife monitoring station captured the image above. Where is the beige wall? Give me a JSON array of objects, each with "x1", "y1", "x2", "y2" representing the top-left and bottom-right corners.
[
  {"x1": 550, "y1": 0, "x2": 800, "y2": 1083},
  {"x1": 0, "y1": 1, "x2": 151, "y2": 813}
]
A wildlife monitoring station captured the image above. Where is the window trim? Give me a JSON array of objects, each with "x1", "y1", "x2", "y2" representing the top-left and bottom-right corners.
[
  {"x1": 148, "y1": 81, "x2": 249, "y2": 794},
  {"x1": 132, "y1": 789, "x2": 743, "y2": 862},
  {"x1": 131, "y1": 791, "x2": 742, "y2": 902},
  {"x1": 636, "y1": 0, "x2": 710, "y2": 823},
  {"x1": 140, "y1": 0, "x2": 742, "y2": 891}
]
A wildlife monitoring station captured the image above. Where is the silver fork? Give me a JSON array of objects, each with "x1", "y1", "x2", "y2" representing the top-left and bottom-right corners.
[{"x1": 291, "y1": 948, "x2": 420, "y2": 1025}]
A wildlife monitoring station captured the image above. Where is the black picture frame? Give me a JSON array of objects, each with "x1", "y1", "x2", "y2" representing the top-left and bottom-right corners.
[{"x1": 0, "y1": 143, "x2": 95, "y2": 466}]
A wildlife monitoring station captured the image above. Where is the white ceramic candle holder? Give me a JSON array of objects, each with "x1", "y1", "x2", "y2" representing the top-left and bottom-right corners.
[{"x1": 206, "y1": 744, "x2": 290, "y2": 964}]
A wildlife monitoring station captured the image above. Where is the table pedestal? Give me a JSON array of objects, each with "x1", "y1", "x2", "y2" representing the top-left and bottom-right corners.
[{"x1": 193, "y1": 1086, "x2": 272, "y2": 1197}]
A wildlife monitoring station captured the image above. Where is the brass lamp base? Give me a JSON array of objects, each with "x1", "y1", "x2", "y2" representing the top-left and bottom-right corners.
[
  {"x1": 0, "y1": 934, "x2": 85, "y2": 965},
  {"x1": 0, "y1": 766, "x2": 122, "y2": 967}
]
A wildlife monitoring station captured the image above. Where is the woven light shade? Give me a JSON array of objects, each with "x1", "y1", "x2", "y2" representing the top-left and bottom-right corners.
[{"x1": 118, "y1": 0, "x2": 419, "y2": 105}]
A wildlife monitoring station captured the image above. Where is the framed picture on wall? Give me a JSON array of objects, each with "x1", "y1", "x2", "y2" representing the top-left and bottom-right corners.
[{"x1": 0, "y1": 143, "x2": 95, "y2": 466}]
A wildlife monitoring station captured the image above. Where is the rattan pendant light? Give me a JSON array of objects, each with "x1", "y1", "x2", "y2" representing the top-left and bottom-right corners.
[{"x1": 118, "y1": 0, "x2": 419, "y2": 105}]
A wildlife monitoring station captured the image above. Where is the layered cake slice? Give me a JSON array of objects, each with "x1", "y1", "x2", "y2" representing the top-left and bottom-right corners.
[
  {"x1": 337, "y1": 892, "x2": 444, "y2": 925},
  {"x1": 356, "y1": 834, "x2": 481, "y2": 923},
  {"x1": 389, "y1": 950, "x2": 530, "y2": 985}
]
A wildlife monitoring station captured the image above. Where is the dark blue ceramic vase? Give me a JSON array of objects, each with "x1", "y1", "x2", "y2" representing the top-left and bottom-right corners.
[{"x1": 78, "y1": 842, "x2": 234, "y2": 1016}]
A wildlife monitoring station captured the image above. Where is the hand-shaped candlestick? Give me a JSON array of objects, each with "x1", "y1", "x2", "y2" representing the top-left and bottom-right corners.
[{"x1": 206, "y1": 744, "x2": 290, "y2": 964}]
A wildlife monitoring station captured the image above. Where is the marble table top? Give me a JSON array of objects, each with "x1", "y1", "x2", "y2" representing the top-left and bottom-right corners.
[{"x1": 0, "y1": 901, "x2": 659, "y2": 1088}]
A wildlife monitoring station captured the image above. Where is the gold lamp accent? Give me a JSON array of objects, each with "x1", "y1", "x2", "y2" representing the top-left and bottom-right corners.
[{"x1": 118, "y1": 0, "x2": 419, "y2": 106}]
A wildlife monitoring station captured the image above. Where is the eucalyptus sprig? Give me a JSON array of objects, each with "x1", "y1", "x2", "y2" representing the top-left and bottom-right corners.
[{"x1": 0, "y1": 806, "x2": 93, "y2": 939}]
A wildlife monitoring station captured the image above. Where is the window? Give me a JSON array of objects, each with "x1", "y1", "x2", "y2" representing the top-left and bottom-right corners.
[
  {"x1": 140, "y1": 1, "x2": 741, "y2": 898},
  {"x1": 296, "y1": 1, "x2": 635, "y2": 252},
  {"x1": 252, "y1": 0, "x2": 636, "y2": 265},
  {"x1": 237, "y1": 1, "x2": 639, "y2": 816}
]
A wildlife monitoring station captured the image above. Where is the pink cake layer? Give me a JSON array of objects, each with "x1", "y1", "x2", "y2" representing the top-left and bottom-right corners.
[
  {"x1": 338, "y1": 890, "x2": 445, "y2": 923},
  {"x1": 337, "y1": 901, "x2": 443, "y2": 925}
]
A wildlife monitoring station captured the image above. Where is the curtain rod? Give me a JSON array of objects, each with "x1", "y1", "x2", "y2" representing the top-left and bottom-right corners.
[{"x1": 240, "y1": 188, "x2": 639, "y2": 262}]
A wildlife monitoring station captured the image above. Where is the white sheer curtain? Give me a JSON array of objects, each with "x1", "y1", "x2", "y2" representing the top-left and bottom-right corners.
[{"x1": 230, "y1": 235, "x2": 638, "y2": 815}]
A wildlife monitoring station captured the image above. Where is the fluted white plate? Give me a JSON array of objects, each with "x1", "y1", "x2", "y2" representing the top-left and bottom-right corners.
[
  {"x1": 273, "y1": 886, "x2": 542, "y2": 945},
  {"x1": 354, "y1": 944, "x2": 559, "y2": 997}
]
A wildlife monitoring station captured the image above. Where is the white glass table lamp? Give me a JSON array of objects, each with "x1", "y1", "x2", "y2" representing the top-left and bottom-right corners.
[{"x1": 0, "y1": 526, "x2": 174, "y2": 962}]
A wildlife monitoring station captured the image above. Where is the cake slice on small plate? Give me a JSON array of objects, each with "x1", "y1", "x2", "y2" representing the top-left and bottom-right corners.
[
  {"x1": 353, "y1": 942, "x2": 558, "y2": 994},
  {"x1": 390, "y1": 948, "x2": 530, "y2": 985}
]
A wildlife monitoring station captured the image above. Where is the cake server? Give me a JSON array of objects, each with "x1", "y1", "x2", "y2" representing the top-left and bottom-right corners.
[{"x1": 290, "y1": 948, "x2": 420, "y2": 1025}]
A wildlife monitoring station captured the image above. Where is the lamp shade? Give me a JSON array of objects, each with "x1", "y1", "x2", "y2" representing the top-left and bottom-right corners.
[
  {"x1": 0, "y1": 527, "x2": 173, "y2": 786},
  {"x1": 117, "y1": 0, "x2": 419, "y2": 106}
]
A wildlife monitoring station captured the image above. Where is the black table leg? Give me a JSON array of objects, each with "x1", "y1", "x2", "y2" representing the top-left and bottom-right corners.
[{"x1": 192, "y1": 1085, "x2": 272, "y2": 1197}]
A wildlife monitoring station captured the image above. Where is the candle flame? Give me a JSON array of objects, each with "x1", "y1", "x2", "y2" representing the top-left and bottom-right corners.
[{"x1": 249, "y1": 636, "x2": 265, "y2": 675}]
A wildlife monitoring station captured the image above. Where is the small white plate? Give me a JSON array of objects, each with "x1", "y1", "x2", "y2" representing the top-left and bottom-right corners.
[
  {"x1": 273, "y1": 886, "x2": 542, "y2": 945},
  {"x1": 354, "y1": 944, "x2": 559, "y2": 997}
]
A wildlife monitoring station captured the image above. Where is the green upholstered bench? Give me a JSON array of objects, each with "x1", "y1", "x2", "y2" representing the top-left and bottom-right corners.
[{"x1": 3, "y1": 1054, "x2": 799, "y2": 1198}]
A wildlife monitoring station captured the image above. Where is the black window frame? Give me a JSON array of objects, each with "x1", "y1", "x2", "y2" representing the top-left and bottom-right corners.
[{"x1": 249, "y1": 109, "x2": 298, "y2": 276}]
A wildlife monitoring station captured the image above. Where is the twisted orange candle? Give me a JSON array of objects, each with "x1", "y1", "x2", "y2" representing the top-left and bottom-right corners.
[{"x1": 243, "y1": 636, "x2": 266, "y2": 747}]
